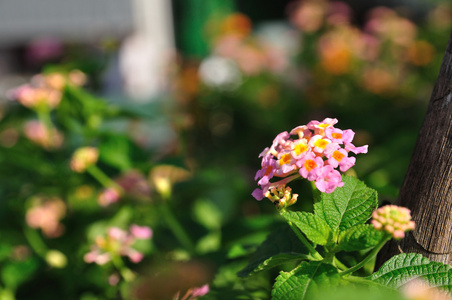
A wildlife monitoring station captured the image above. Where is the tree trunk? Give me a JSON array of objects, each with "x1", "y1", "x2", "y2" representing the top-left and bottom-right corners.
[{"x1": 376, "y1": 30, "x2": 452, "y2": 267}]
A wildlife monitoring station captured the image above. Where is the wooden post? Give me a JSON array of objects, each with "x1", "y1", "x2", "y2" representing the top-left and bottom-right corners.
[{"x1": 377, "y1": 31, "x2": 452, "y2": 267}]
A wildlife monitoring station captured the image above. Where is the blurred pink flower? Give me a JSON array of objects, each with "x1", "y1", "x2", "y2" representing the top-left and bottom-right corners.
[
  {"x1": 130, "y1": 224, "x2": 153, "y2": 239},
  {"x1": 10, "y1": 84, "x2": 62, "y2": 109},
  {"x1": 25, "y1": 37, "x2": 63, "y2": 65},
  {"x1": 25, "y1": 197, "x2": 66, "y2": 238},
  {"x1": 365, "y1": 7, "x2": 417, "y2": 47},
  {"x1": 402, "y1": 279, "x2": 452, "y2": 300},
  {"x1": 213, "y1": 34, "x2": 244, "y2": 59},
  {"x1": 289, "y1": 0, "x2": 327, "y2": 33},
  {"x1": 84, "y1": 225, "x2": 152, "y2": 265},
  {"x1": 235, "y1": 45, "x2": 266, "y2": 75},
  {"x1": 97, "y1": 188, "x2": 121, "y2": 207},
  {"x1": 108, "y1": 273, "x2": 120, "y2": 286},
  {"x1": 8, "y1": 70, "x2": 87, "y2": 110},
  {"x1": 326, "y1": 2, "x2": 352, "y2": 26},
  {"x1": 24, "y1": 120, "x2": 63, "y2": 149},
  {"x1": 175, "y1": 284, "x2": 210, "y2": 300}
]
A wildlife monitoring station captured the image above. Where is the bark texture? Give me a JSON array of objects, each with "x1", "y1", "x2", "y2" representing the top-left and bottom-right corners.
[{"x1": 376, "y1": 31, "x2": 452, "y2": 268}]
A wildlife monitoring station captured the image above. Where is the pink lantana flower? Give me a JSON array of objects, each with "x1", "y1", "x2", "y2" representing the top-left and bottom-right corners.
[
  {"x1": 345, "y1": 142, "x2": 368, "y2": 154},
  {"x1": 324, "y1": 145, "x2": 356, "y2": 172},
  {"x1": 325, "y1": 127, "x2": 354, "y2": 144},
  {"x1": 308, "y1": 135, "x2": 331, "y2": 154},
  {"x1": 299, "y1": 153, "x2": 324, "y2": 181},
  {"x1": 252, "y1": 188, "x2": 265, "y2": 201},
  {"x1": 291, "y1": 138, "x2": 310, "y2": 159},
  {"x1": 84, "y1": 225, "x2": 152, "y2": 265},
  {"x1": 175, "y1": 284, "x2": 210, "y2": 300},
  {"x1": 130, "y1": 224, "x2": 153, "y2": 239},
  {"x1": 97, "y1": 187, "x2": 121, "y2": 207},
  {"x1": 290, "y1": 125, "x2": 311, "y2": 139},
  {"x1": 276, "y1": 151, "x2": 298, "y2": 175},
  {"x1": 308, "y1": 118, "x2": 338, "y2": 135},
  {"x1": 314, "y1": 166, "x2": 344, "y2": 193}
]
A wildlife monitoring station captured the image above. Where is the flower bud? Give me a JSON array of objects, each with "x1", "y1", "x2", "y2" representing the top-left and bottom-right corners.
[
  {"x1": 70, "y1": 147, "x2": 99, "y2": 172},
  {"x1": 45, "y1": 249, "x2": 67, "y2": 268},
  {"x1": 264, "y1": 185, "x2": 298, "y2": 210},
  {"x1": 371, "y1": 205, "x2": 415, "y2": 239}
]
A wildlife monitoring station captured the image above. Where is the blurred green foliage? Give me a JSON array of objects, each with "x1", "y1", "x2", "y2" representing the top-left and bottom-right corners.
[{"x1": 0, "y1": 1, "x2": 451, "y2": 299}]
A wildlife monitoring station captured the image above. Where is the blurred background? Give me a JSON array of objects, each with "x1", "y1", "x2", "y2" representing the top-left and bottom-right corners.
[{"x1": 0, "y1": 0, "x2": 450, "y2": 299}]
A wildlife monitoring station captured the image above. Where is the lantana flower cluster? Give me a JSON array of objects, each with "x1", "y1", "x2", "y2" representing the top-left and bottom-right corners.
[
  {"x1": 371, "y1": 205, "x2": 415, "y2": 239},
  {"x1": 24, "y1": 120, "x2": 64, "y2": 149},
  {"x1": 252, "y1": 118, "x2": 368, "y2": 207},
  {"x1": 25, "y1": 196, "x2": 66, "y2": 238},
  {"x1": 8, "y1": 70, "x2": 86, "y2": 110},
  {"x1": 84, "y1": 225, "x2": 152, "y2": 265}
]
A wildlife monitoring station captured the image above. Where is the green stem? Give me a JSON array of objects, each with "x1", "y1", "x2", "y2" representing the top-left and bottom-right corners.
[
  {"x1": 86, "y1": 165, "x2": 123, "y2": 192},
  {"x1": 345, "y1": 275, "x2": 389, "y2": 289},
  {"x1": 159, "y1": 203, "x2": 196, "y2": 254},
  {"x1": 333, "y1": 256, "x2": 348, "y2": 271},
  {"x1": 111, "y1": 255, "x2": 135, "y2": 282},
  {"x1": 345, "y1": 275, "x2": 375, "y2": 285},
  {"x1": 310, "y1": 180, "x2": 317, "y2": 192},
  {"x1": 23, "y1": 227, "x2": 48, "y2": 258},
  {"x1": 340, "y1": 235, "x2": 391, "y2": 276},
  {"x1": 288, "y1": 221, "x2": 323, "y2": 260},
  {"x1": 36, "y1": 106, "x2": 55, "y2": 147}
]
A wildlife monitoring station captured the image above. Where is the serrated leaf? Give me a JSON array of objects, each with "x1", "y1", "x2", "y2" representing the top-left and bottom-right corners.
[
  {"x1": 238, "y1": 225, "x2": 309, "y2": 277},
  {"x1": 314, "y1": 175, "x2": 377, "y2": 235},
  {"x1": 337, "y1": 224, "x2": 384, "y2": 252},
  {"x1": 272, "y1": 262, "x2": 340, "y2": 300},
  {"x1": 370, "y1": 253, "x2": 452, "y2": 293},
  {"x1": 281, "y1": 210, "x2": 331, "y2": 245}
]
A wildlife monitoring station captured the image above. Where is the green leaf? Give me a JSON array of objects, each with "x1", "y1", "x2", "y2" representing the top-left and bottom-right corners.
[
  {"x1": 238, "y1": 225, "x2": 309, "y2": 277},
  {"x1": 370, "y1": 253, "x2": 452, "y2": 293},
  {"x1": 1, "y1": 258, "x2": 39, "y2": 291},
  {"x1": 314, "y1": 283, "x2": 406, "y2": 300},
  {"x1": 193, "y1": 198, "x2": 223, "y2": 230},
  {"x1": 196, "y1": 231, "x2": 221, "y2": 254},
  {"x1": 280, "y1": 210, "x2": 331, "y2": 245},
  {"x1": 272, "y1": 262, "x2": 340, "y2": 300},
  {"x1": 99, "y1": 135, "x2": 132, "y2": 171},
  {"x1": 314, "y1": 176, "x2": 377, "y2": 235},
  {"x1": 337, "y1": 224, "x2": 384, "y2": 252}
]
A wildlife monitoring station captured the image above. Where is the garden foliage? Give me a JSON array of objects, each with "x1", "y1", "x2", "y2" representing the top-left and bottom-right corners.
[{"x1": 1, "y1": 1, "x2": 452, "y2": 299}]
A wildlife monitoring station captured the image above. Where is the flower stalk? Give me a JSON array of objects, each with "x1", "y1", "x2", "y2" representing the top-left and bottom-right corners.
[{"x1": 340, "y1": 235, "x2": 391, "y2": 276}]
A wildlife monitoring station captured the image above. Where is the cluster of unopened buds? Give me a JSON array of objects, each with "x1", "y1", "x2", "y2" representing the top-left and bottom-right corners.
[
  {"x1": 252, "y1": 118, "x2": 368, "y2": 208},
  {"x1": 371, "y1": 205, "x2": 415, "y2": 239},
  {"x1": 264, "y1": 185, "x2": 298, "y2": 210},
  {"x1": 84, "y1": 225, "x2": 152, "y2": 265}
]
